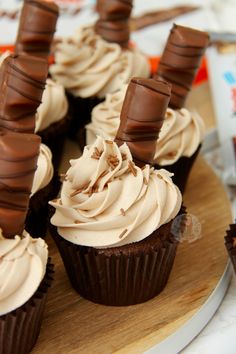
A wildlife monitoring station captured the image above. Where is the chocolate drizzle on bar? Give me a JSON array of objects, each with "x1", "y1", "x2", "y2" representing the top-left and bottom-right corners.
[
  {"x1": 0, "y1": 130, "x2": 41, "y2": 238},
  {"x1": 95, "y1": 0, "x2": 133, "y2": 46},
  {"x1": 115, "y1": 77, "x2": 171, "y2": 167},
  {"x1": 0, "y1": 54, "x2": 48, "y2": 133},
  {"x1": 156, "y1": 24, "x2": 209, "y2": 109},
  {"x1": 15, "y1": 0, "x2": 59, "y2": 58}
]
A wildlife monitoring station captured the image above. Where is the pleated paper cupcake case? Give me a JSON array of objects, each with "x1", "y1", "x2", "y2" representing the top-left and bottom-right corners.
[{"x1": 0, "y1": 260, "x2": 54, "y2": 354}]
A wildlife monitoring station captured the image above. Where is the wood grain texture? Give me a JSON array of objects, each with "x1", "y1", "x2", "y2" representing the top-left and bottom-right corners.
[{"x1": 32, "y1": 156, "x2": 231, "y2": 354}]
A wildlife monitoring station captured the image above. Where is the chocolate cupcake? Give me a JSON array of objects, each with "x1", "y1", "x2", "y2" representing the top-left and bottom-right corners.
[
  {"x1": 225, "y1": 223, "x2": 236, "y2": 274},
  {"x1": 0, "y1": 54, "x2": 60, "y2": 238},
  {"x1": 50, "y1": 78, "x2": 184, "y2": 306},
  {"x1": 50, "y1": 0, "x2": 150, "y2": 146},
  {"x1": 15, "y1": 0, "x2": 70, "y2": 170},
  {"x1": 86, "y1": 25, "x2": 209, "y2": 192},
  {"x1": 0, "y1": 129, "x2": 53, "y2": 354},
  {"x1": 154, "y1": 24, "x2": 210, "y2": 192}
]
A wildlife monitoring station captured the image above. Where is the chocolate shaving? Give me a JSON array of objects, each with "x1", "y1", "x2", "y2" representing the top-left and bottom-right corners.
[
  {"x1": 107, "y1": 154, "x2": 119, "y2": 169},
  {"x1": 120, "y1": 208, "x2": 125, "y2": 216},
  {"x1": 121, "y1": 153, "x2": 127, "y2": 161},
  {"x1": 143, "y1": 177, "x2": 148, "y2": 185},
  {"x1": 91, "y1": 146, "x2": 103, "y2": 160},
  {"x1": 105, "y1": 139, "x2": 114, "y2": 145},
  {"x1": 119, "y1": 228, "x2": 128, "y2": 239},
  {"x1": 128, "y1": 160, "x2": 137, "y2": 176}
]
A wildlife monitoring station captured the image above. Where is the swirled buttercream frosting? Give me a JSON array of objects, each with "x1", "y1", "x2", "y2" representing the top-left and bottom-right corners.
[
  {"x1": 50, "y1": 137, "x2": 182, "y2": 248},
  {"x1": 86, "y1": 86, "x2": 205, "y2": 165},
  {"x1": 35, "y1": 79, "x2": 68, "y2": 132},
  {"x1": 50, "y1": 26, "x2": 150, "y2": 98},
  {"x1": 0, "y1": 229, "x2": 48, "y2": 316}
]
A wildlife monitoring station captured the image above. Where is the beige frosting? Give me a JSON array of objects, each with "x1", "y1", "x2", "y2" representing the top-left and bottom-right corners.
[
  {"x1": 31, "y1": 144, "x2": 54, "y2": 196},
  {"x1": 86, "y1": 85, "x2": 205, "y2": 165},
  {"x1": 50, "y1": 137, "x2": 181, "y2": 248},
  {"x1": 35, "y1": 78, "x2": 68, "y2": 132},
  {"x1": 50, "y1": 25, "x2": 150, "y2": 98},
  {"x1": 0, "y1": 230, "x2": 48, "y2": 316}
]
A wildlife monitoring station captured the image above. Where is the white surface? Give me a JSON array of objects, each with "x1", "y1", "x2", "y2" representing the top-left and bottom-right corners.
[
  {"x1": 146, "y1": 263, "x2": 232, "y2": 354},
  {"x1": 182, "y1": 272, "x2": 236, "y2": 354}
]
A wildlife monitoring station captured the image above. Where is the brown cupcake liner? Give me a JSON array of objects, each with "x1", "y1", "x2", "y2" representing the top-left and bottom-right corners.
[
  {"x1": 66, "y1": 91, "x2": 103, "y2": 142},
  {"x1": 225, "y1": 223, "x2": 236, "y2": 274},
  {"x1": 0, "y1": 260, "x2": 54, "y2": 354},
  {"x1": 50, "y1": 206, "x2": 186, "y2": 306},
  {"x1": 25, "y1": 173, "x2": 61, "y2": 238},
  {"x1": 38, "y1": 113, "x2": 71, "y2": 171},
  {"x1": 155, "y1": 145, "x2": 201, "y2": 194}
]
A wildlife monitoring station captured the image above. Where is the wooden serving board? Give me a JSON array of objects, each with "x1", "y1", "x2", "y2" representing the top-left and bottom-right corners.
[{"x1": 32, "y1": 153, "x2": 232, "y2": 354}]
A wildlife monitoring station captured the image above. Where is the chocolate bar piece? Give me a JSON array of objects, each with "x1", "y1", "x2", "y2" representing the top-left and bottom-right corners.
[
  {"x1": 15, "y1": 0, "x2": 59, "y2": 58},
  {"x1": 115, "y1": 77, "x2": 171, "y2": 166},
  {"x1": 0, "y1": 130, "x2": 41, "y2": 238},
  {"x1": 0, "y1": 54, "x2": 48, "y2": 133},
  {"x1": 95, "y1": 0, "x2": 133, "y2": 46},
  {"x1": 157, "y1": 24, "x2": 209, "y2": 109}
]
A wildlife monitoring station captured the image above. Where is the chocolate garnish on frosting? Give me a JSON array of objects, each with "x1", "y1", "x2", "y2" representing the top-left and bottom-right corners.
[
  {"x1": 115, "y1": 77, "x2": 171, "y2": 166},
  {"x1": 95, "y1": 0, "x2": 133, "y2": 46},
  {"x1": 15, "y1": 0, "x2": 59, "y2": 58},
  {"x1": 0, "y1": 130, "x2": 41, "y2": 238},
  {"x1": 156, "y1": 24, "x2": 209, "y2": 109},
  {"x1": 0, "y1": 54, "x2": 48, "y2": 133}
]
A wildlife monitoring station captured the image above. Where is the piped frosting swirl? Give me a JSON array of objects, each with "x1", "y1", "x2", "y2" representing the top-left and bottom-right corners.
[
  {"x1": 0, "y1": 230, "x2": 48, "y2": 316},
  {"x1": 86, "y1": 85, "x2": 205, "y2": 164},
  {"x1": 50, "y1": 25, "x2": 150, "y2": 99},
  {"x1": 50, "y1": 137, "x2": 182, "y2": 248}
]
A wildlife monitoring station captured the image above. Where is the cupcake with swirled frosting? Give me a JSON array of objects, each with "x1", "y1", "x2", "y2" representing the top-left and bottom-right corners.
[
  {"x1": 50, "y1": 0, "x2": 150, "y2": 145},
  {"x1": 50, "y1": 78, "x2": 185, "y2": 306},
  {"x1": 0, "y1": 229, "x2": 54, "y2": 354},
  {"x1": 86, "y1": 25, "x2": 210, "y2": 192},
  {"x1": 86, "y1": 83, "x2": 205, "y2": 192}
]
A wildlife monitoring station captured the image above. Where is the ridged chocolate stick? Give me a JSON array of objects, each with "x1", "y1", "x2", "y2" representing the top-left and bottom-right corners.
[
  {"x1": 115, "y1": 77, "x2": 171, "y2": 166},
  {"x1": 0, "y1": 54, "x2": 48, "y2": 133},
  {"x1": 95, "y1": 0, "x2": 133, "y2": 46},
  {"x1": 15, "y1": 0, "x2": 59, "y2": 58},
  {"x1": 0, "y1": 130, "x2": 41, "y2": 238},
  {"x1": 156, "y1": 24, "x2": 209, "y2": 109}
]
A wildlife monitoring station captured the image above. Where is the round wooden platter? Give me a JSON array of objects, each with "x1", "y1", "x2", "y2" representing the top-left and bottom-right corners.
[{"x1": 32, "y1": 153, "x2": 232, "y2": 354}]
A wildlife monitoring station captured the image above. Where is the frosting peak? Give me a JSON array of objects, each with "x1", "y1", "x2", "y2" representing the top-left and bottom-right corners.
[{"x1": 50, "y1": 137, "x2": 182, "y2": 248}]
